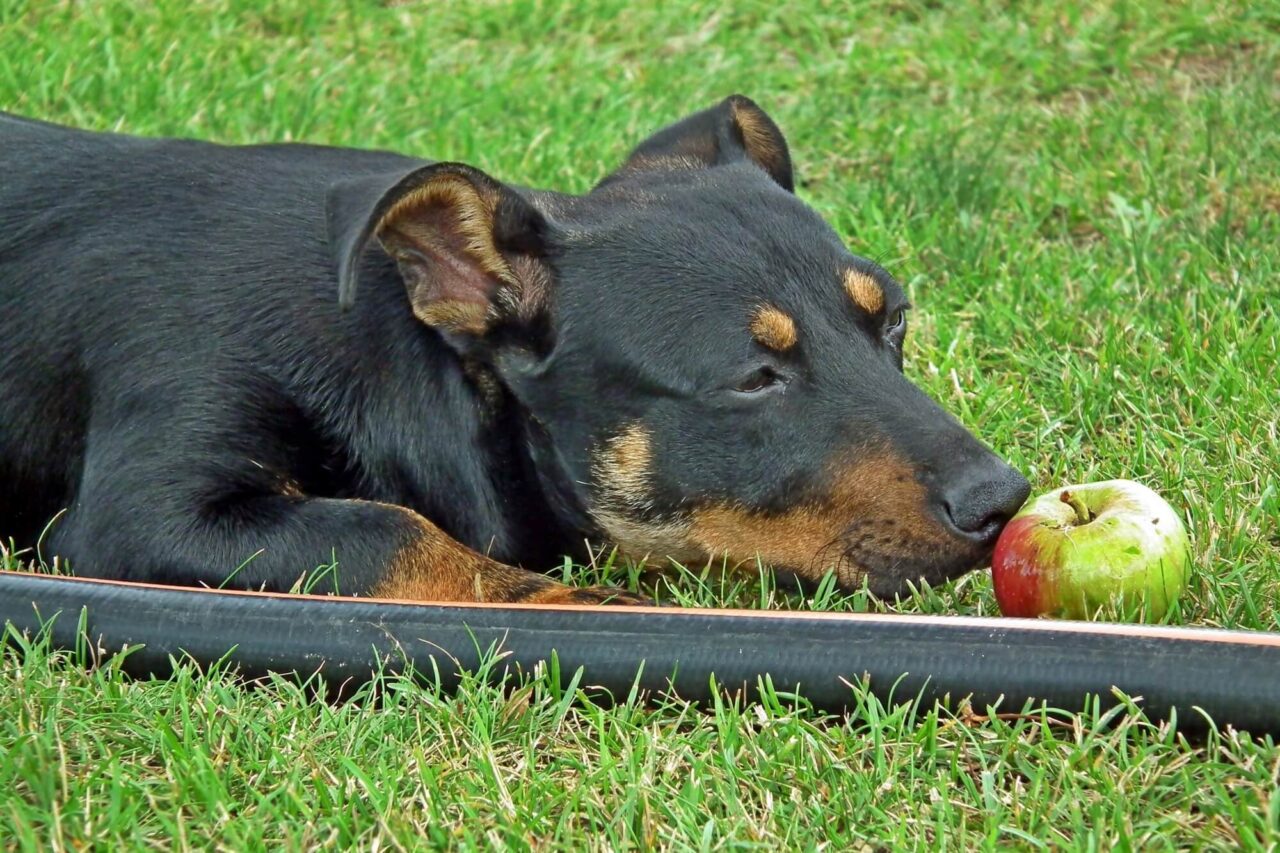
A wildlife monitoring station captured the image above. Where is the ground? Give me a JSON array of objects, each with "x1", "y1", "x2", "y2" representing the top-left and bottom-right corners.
[{"x1": 2, "y1": 0, "x2": 1278, "y2": 847}]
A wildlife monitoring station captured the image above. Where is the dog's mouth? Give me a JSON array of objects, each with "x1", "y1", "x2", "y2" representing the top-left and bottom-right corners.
[
  {"x1": 741, "y1": 533, "x2": 993, "y2": 599},
  {"x1": 590, "y1": 425, "x2": 1013, "y2": 597},
  {"x1": 843, "y1": 541, "x2": 994, "y2": 598},
  {"x1": 593, "y1": 509, "x2": 990, "y2": 599}
]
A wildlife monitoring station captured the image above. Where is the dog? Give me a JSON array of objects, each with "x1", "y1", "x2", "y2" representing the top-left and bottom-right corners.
[{"x1": 0, "y1": 96, "x2": 1030, "y2": 606}]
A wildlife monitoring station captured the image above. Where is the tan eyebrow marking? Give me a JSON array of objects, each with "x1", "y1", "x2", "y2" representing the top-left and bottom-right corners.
[
  {"x1": 749, "y1": 305, "x2": 798, "y2": 351},
  {"x1": 843, "y1": 269, "x2": 885, "y2": 315}
]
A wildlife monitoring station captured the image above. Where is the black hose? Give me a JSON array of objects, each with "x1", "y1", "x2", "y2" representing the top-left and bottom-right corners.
[{"x1": 3, "y1": 570, "x2": 1279, "y2": 734}]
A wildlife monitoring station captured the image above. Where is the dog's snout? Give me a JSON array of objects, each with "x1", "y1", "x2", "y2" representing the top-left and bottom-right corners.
[{"x1": 936, "y1": 458, "x2": 1031, "y2": 546}]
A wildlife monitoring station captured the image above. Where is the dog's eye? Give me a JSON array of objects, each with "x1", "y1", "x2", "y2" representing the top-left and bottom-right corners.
[
  {"x1": 733, "y1": 366, "x2": 783, "y2": 394},
  {"x1": 885, "y1": 308, "x2": 908, "y2": 346}
]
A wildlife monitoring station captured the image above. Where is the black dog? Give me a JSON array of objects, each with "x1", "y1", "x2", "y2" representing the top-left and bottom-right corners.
[{"x1": 0, "y1": 96, "x2": 1029, "y2": 605}]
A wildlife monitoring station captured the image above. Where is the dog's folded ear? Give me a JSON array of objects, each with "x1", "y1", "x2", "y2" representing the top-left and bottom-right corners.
[
  {"x1": 330, "y1": 163, "x2": 551, "y2": 336},
  {"x1": 600, "y1": 94, "x2": 793, "y2": 192}
]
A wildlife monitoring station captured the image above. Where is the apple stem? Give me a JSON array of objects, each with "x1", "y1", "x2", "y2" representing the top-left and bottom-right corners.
[{"x1": 1060, "y1": 490, "x2": 1093, "y2": 524}]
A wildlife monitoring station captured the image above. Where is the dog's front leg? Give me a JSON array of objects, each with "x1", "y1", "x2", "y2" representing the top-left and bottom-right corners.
[
  {"x1": 53, "y1": 489, "x2": 647, "y2": 605},
  {"x1": 359, "y1": 500, "x2": 652, "y2": 606}
]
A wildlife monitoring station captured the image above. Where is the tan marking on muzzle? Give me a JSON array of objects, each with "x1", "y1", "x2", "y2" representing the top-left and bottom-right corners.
[
  {"x1": 843, "y1": 269, "x2": 885, "y2": 315},
  {"x1": 749, "y1": 305, "x2": 798, "y2": 351},
  {"x1": 688, "y1": 449, "x2": 950, "y2": 587}
]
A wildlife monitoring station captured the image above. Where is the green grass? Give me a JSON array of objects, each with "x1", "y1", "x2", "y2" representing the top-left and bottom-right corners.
[{"x1": 2, "y1": 0, "x2": 1279, "y2": 847}]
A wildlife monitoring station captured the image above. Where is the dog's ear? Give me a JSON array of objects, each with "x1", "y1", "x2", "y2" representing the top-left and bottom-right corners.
[
  {"x1": 600, "y1": 95, "x2": 793, "y2": 192},
  {"x1": 330, "y1": 162, "x2": 551, "y2": 336}
]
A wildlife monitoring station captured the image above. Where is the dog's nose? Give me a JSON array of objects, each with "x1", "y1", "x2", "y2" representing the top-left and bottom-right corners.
[{"x1": 937, "y1": 459, "x2": 1031, "y2": 546}]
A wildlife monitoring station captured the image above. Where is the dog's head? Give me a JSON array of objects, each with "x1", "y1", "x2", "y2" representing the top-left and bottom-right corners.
[{"x1": 333, "y1": 96, "x2": 1029, "y2": 597}]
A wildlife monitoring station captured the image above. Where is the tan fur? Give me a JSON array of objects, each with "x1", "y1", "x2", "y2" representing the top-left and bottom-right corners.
[
  {"x1": 371, "y1": 504, "x2": 639, "y2": 603},
  {"x1": 588, "y1": 427, "x2": 950, "y2": 584},
  {"x1": 370, "y1": 505, "x2": 497, "y2": 601},
  {"x1": 415, "y1": 300, "x2": 491, "y2": 334},
  {"x1": 749, "y1": 305, "x2": 798, "y2": 351},
  {"x1": 506, "y1": 254, "x2": 552, "y2": 323},
  {"x1": 843, "y1": 269, "x2": 885, "y2": 315},
  {"x1": 373, "y1": 173, "x2": 539, "y2": 335},
  {"x1": 601, "y1": 424, "x2": 652, "y2": 487},
  {"x1": 730, "y1": 100, "x2": 785, "y2": 175},
  {"x1": 376, "y1": 175, "x2": 514, "y2": 285},
  {"x1": 592, "y1": 423, "x2": 655, "y2": 523},
  {"x1": 589, "y1": 424, "x2": 703, "y2": 564},
  {"x1": 688, "y1": 449, "x2": 948, "y2": 587}
]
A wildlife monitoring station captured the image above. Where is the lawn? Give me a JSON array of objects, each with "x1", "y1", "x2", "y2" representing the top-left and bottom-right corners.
[{"x1": 2, "y1": 0, "x2": 1278, "y2": 847}]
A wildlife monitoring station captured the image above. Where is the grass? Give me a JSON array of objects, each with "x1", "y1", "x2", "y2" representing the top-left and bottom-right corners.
[{"x1": 1, "y1": 0, "x2": 1278, "y2": 847}]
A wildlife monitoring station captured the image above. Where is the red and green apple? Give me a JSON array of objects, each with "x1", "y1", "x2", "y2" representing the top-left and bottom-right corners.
[{"x1": 991, "y1": 480, "x2": 1190, "y2": 620}]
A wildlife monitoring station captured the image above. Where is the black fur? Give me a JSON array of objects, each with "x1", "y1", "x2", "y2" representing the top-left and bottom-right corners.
[{"x1": 0, "y1": 98, "x2": 1029, "y2": 600}]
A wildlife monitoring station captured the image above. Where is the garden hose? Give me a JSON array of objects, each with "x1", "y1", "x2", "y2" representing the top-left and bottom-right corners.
[{"x1": 3, "y1": 570, "x2": 1278, "y2": 734}]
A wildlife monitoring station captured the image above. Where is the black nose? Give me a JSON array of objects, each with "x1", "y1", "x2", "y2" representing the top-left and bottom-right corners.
[{"x1": 937, "y1": 459, "x2": 1031, "y2": 546}]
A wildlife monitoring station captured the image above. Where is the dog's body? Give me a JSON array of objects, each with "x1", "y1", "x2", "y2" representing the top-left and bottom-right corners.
[{"x1": 0, "y1": 98, "x2": 1029, "y2": 604}]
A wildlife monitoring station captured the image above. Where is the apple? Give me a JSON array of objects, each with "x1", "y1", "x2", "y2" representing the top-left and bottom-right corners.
[{"x1": 991, "y1": 480, "x2": 1190, "y2": 620}]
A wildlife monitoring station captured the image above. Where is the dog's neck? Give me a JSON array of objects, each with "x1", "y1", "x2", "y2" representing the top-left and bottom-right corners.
[{"x1": 315, "y1": 274, "x2": 588, "y2": 568}]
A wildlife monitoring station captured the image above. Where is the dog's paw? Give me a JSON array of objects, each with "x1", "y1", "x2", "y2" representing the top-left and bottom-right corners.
[{"x1": 539, "y1": 585, "x2": 660, "y2": 607}]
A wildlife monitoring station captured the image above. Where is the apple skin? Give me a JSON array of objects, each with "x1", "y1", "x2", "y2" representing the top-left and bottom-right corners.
[{"x1": 991, "y1": 480, "x2": 1190, "y2": 620}]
